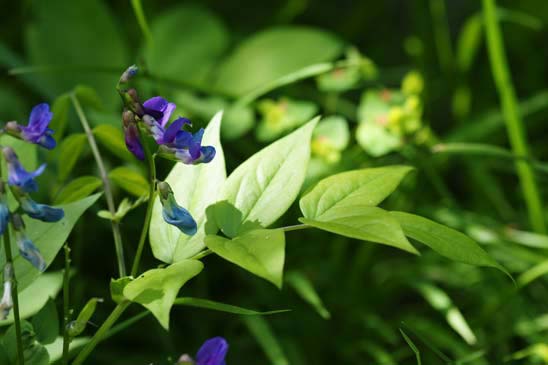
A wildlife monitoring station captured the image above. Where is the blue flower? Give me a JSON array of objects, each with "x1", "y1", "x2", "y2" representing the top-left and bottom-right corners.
[
  {"x1": 158, "y1": 182, "x2": 197, "y2": 236},
  {"x1": 0, "y1": 183, "x2": 9, "y2": 236},
  {"x1": 143, "y1": 96, "x2": 176, "y2": 128},
  {"x1": 5, "y1": 103, "x2": 56, "y2": 149},
  {"x1": 122, "y1": 109, "x2": 145, "y2": 160},
  {"x1": 19, "y1": 196, "x2": 64, "y2": 222},
  {"x1": 17, "y1": 236, "x2": 46, "y2": 272},
  {"x1": 3, "y1": 147, "x2": 45, "y2": 193},
  {"x1": 195, "y1": 337, "x2": 229, "y2": 365},
  {"x1": 158, "y1": 122, "x2": 216, "y2": 165}
]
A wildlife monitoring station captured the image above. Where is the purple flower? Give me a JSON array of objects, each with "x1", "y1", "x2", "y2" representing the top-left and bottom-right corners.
[
  {"x1": 3, "y1": 147, "x2": 45, "y2": 193},
  {"x1": 143, "y1": 96, "x2": 176, "y2": 128},
  {"x1": 0, "y1": 198, "x2": 8, "y2": 236},
  {"x1": 19, "y1": 196, "x2": 64, "y2": 222},
  {"x1": 158, "y1": 182, "x2": 197, "y2": 236},
  {"x1": 122, "y1": 109, "x2": 145, "y2": 160},
  {"x1": 158, "y1": 122, "x2": 216, "y2": 165},
  {"x1": 5, "y1": 103, "x2": 56, "y2": 149},
  {"x1": 196, "y1": 337, "x2": 229, "y2": 365}
]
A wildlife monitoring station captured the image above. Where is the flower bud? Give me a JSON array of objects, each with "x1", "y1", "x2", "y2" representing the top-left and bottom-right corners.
[
  {"x1": 12, "y1": 214, "x2": 46, "y2": 271},
  {"x1": 158, "y1": 181, "x2": 197, "y2": 236},
  {"x1": 0, "y1": 263, "x2": 13, "y2": 320}
]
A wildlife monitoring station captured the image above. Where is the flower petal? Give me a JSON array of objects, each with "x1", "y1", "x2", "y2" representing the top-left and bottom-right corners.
[
  {"x1": 162, "y1": 117, "x2": 188, "y2": 144},
  {"x1": 27, "y1": 103, "x2": 53, "y2": 134},
  {"x1": 18, "y1": 237, "x2": 47, "y2": 272},
  {"x1": 196, "y1": 337, "x2": 229, "y2": 365}
]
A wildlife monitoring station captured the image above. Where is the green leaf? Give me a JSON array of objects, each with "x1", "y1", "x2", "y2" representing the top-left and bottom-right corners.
[
  {"x1": 300, "y1": 166, "x2": 413, "y2": 219},
  {"x1": 174, "y1": 297, "x2": 289, "y2": 315},
  {"x1": 67, "y1": 298, "x2": 102, "y2": 337},
  {"x1": 93, "y1": 124, "x2": 135, "y2": 161},
  {"x1": 214, "y1": 26, "x2": 343, "y2": 96},
  {"x1": 24, "y1": 0, "x2": 128, "y2": 108},
  {"x1": 390, "y1": 211, "x2": 507, "y2": 273},
  {"x1": 54, "y1": 176, "x2": 102, "y2": 204},
  {"x1": 0, "y1": 194, "x2": 101, "y2": 292},
  {"x1": 44, "y1": 336, "x2": 90, "y2": 363},
  {"x1": 150, "y1": 112, "x2": 226, "y2": 263},
  {"x1": 110, "y1": 277, "x2": 132, "y2": 304},
  {"x1": 109, "y1": 166, "x2": 149, "y2": 197},
  {"x1": 0, "y1": 271, "x2": 63, "y2": 327},
  {"x1": 456, "y1": 14, "x2": 483, "y2": 73},
  {"x1": 56, "y1": 133, "x2": 87, "y2": 182},
  {"x1": 31, "y1": 298, "x2": 59, "y2": 345},
  {"x1": 356, "y1": 122, "x2": 401, "y2": 157},
  {"x1": 300, "y1": 206, "x2": 417, "y2": 254},
  {"x1": 215, "y1": 118, "x2": 318, "y2": 237},
  {"x1": 122, "y1": 260, "x2": 203, "y2": 329},
  {"x1": 243, "y1": 316, "x2": 289, "y2": 365},
  {"x1": 49, "y1": 94, "x2": 71, "y2": 139},
  {"x1": 205, "y1": 229, "x2": 285, "y2": 288},
  {"x1": 286, "y1": 271, "x2": 330, "y2": 319},
  {"x1": 3, "y1": 321, "x2": 49, "y2": 365},
  {"x1": 313, "y1": 115, "x2": 350, "y2": 151},
  {"x1": 145, "y1": 5, "x2": 229, "y2": 88}
]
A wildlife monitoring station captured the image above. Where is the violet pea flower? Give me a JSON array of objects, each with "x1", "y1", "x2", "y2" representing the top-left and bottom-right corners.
[
  {"x1": 3, "y1": 147, "x2": 45, "y2": 193},
  {"x1": 4, "y1": 103, "x2": 56, "y2": 149},
  {"x1": 158, "y1": 181, "x2": 197, "y2": 236}
]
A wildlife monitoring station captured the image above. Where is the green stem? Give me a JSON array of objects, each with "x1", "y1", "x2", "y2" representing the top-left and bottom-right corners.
[
  {"x1": 103, "y1": 311, "x2": 150, "y2": 340},
  {"x1": 71, "y1": 301, "x2": 130, "y2": 365},
  {"x1": 130, "y1": 0, "x2": 153, "y2": 45},
  {"x1": 130, "y1": 142, "x2": 156, "y2": 277},
  {"x1": 282, "y1": 224, "x2": 311, "y2": 232},
  {"x1": 482, "y1": 0, "x2": 546, "y2": 234},
  {"x1": 3, "y1": 228, "x2": 24, "y2": 365},
  {"x1": 62, "y1": 244, "x2": 71, "y2": 365},
  {"x1": 190, "y1": 249, "x2": 212, "y2": 260},
  {"x1": 70, "y1": 93, "x2": 127, "y2": 276}
]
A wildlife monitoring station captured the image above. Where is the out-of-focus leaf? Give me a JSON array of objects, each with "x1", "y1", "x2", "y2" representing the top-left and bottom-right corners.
[
  {"x1": 456, "y1": 14, "x2": 483, "y2": 73},
  {"x1": 256, "y1": 98, "x2": 318, "y2": 142},
  {"x1": 109, "y1": 166, "x2": 149, "y2": 197},
  {"x1": 44, "y1": 337, "x2": 90, "y2": 363},
  {"x1": 0, "y1": 194, "x2": 101, "y2": 292},
  {"x1": 145, "y1": 5, "x2": 229, "y2": 87},
  {"x1": 206, "y1": 229, "x2": 285, "y2": 288},
  {"x1": 49, "y1": 94, "x2": 71, "y2": 139},
  {"x1": 214, "y1": 118, "x2": 318, "y2": 237},
  {"x1": 24, "y1": 0, "x2": 128, "y2": 108},
  {"x1": 286, "y1": 271, "x2": 330, "y2": 319},
  {"x1": 356, "y1": 122, "x2": 401, "y2": 157},
  {"x1": 391, "y1": 212, "x2": 508, "y2": 274},
  {"x1": 54, "y1": 176, "x2": 102, "y2": 204},
  {"x1": 56, "y1": 133, "x2": 87, "y2": 181},
  {"x1": 31, "y1": 298, "x2": 59, "y2": 345},
  {"x1": 4, "y1": 321, "x2": 49, "y2": 365},
  {"x1": 174, "y1": 297, "x2": 289, "y2": 315},
  {"x1": 0, "y1": 271, "x2": 63, "y2": 327},
  {"x1": 243, "y1": 316, "x2": 289, "y2": 365},
  {"x1": 93, "y1": 124, "x2": 135, "y2": 161},
  {"x1": 150, "y1": 112, "x2": 226, "y2": 263},
  {"x1": 123, "y1": 260, "x2": 203, "y2": 329},
  {"x1": 214, "y1": 26, "x2": 343, "y2": 96}
]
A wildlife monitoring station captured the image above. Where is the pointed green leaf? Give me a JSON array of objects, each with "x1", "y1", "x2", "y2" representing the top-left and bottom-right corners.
[
  {"x1": 93, "y1": 124, "x2": 135, "y2": 161},
  {"x1": 286, "y1": 271, "x2": 330, "y2": 319},
  {"x1": 49, "y1": 94, "x2": 71, "y2": 139},
  {"x1": 32, "y1": 298, "x2": 59, "y2": 345},
  {"x1": 56, "y1": 133, "x2": 88, "y2": 182},
  {"x1": 0, "y1": 194, "x2": 101, "y2": 292},
  {"x1": 174, "y1": 297, "x2": 289, "y2": 315},
  {"x1": 67, "y1": 298, "x2": 102, "y2": 338},
  {"x1": 300, "y1": 206, "x2": 417, "y2": 254},
  {"x1": 54, "y1": 176, "x2": 102, "y2": 204},
  {"x1": 391, "y1": 211, "x2": 507, "y2": 273},
  {"x1": 110, "y1": 277, "x2": 132, "y2": 304},
  {"x1": 150, "y1": 111, "x2": 226, "y2": 263},
  {"x1": 215, "y1": 118, "x2": 318, "y2": 237},
  {"x1": 206, "y1": 229, "x2": 285, "y2": 288},
  {"x1": 243, "y1": 316, "x2": 289, "y2": 365},
  {"x1": 300, "y1": 166, "x2": 413, "y2": 219},
  {"x1": 109, "y1": 166, "x2": 149, "y2": 197},
  {"x1": 123, "y1": 260, "x2": 203, "y2": 329}
]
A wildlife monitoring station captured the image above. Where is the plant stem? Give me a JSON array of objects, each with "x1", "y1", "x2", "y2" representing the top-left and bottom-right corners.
[
  {"x1": 62, "y1": 244, "x2": 71, "y2": 365},
  {"x1": 3, "y1": 229, "x2": 24, "y2": 365},
  {"x1": 71, "y1": 301, "x2": 130, "y2": 365},
  {"x1": 70, "y1": 92, "x2": 127, "y2": 276},
  {"x1": 482, "y1": 0, "x2": 546, "y2": 234},
  {"x1": 130, "y1": 142, "x2": 156, "y2": 277},
  {"x1": 190, "y1": 249, "x2": 212, "y2": 260},
  {"x1": 130, "y1": 0, "x2": 153, "y2": 45},
  {"x1": 282, "y1": 224, "x2": 311, "y2": 232}
]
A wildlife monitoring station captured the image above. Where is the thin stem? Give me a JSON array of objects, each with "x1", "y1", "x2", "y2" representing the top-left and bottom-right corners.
[
  {"x1": 70, "y1": 92, "x2": 127, "y2": 276},
  {"x1": 71, "y1": 301, "x2": 130, "y2": 365},
  {"x1": 191, "y1": 249, "x2": 212, "y2": 260},
  {"x1": 130, "y1": 143, "x2": 156, "y2": 277},
  {"x1": 130, "y1": 0, "x2": 153, "y2": 45},
  {"x1": 3, "y1": 228, "x2": 24, "y2": 365},
  {"x1": 282, "y1": 224, "x2": 311, "y2": 232},
  {"x1": 62, "y1": 244, "x2": 71, "y2": 365},
  {"x1": 482, "y1": 0, "x2": 546, "y2": 234},
  {"x1": 103, "y1": 311, "x2": 150, "y2": 340}
]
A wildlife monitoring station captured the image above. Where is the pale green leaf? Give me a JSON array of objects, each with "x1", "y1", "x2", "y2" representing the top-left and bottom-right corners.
[
  {"x1": 205, "y1": 229, "x2": 285, "y2": 288},
  {"x1": 150, "y1": 111, "x2": 226, "y2": 263},
  {"x1": 109, "y1": 166, "x2": 149, "y2": 197},
  {"x1": 54, "y1": 176, "x2": 102, "y2": 204}
]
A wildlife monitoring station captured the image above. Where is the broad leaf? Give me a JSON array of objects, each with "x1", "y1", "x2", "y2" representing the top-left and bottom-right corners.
[
  {"x1": 32, "y1": 298, "x2": 59, "y2": 345},
  {"x1": 0, "y1": 194, "x2": 101, "y2": 292},
  {"x1": 174, "y1": 297, "x2": 289, "y2": 315},
  {"x1": 391, "y1": 211, "x2": 506, "y2": 272},
  {"x1": 122, "y1": 260, "x2": 203, "y2": 329},
  {"x1": 109, "y1": 166, "x2": 149, "y2": 197},
  {"x1": 213, "y1": 26, "x2": 343, "y2": 96},
  {"x1": 54, "y1": 176, "x2": 102, "y2": 204},
  {"x1": 300, "y1": 166, "x2": 413, "y2": 219},
  {"x1": 205, "y1": 229, "x2": 285, "y2": 288},
  {"x1": 215, "y1": 118, "x2": 318, "y2": 237},
  {"x1": 150, "y1": 112, "x2": 226, "y2": 262},
  {"x1": 56, "y1": 133, "x2": 87, "y2": 181},
  {"x1": 0, "y1": 271, "x2": 63, "y2": 327},
  {"x1": 300, "y1": 206, "x2": 418, "y2": 254},
  {"x1": 93, "y1": 124, "x2": 135, "y2": 161}
]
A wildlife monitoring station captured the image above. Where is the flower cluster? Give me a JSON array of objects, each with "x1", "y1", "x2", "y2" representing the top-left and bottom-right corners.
[
  {"x1": 117, "y1": 65, "x2": 216, "y2": 235},
  {"x1": 0, "y1": 103, "x2": 63, "y2": 272},
  {"x1": 177, "y1": 337, "x2": 229, "y2": 365}
]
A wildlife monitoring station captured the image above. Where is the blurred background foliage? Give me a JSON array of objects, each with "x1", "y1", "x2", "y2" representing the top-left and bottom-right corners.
[{"x1": 2, "y1": 0, "x2": 548, "y2": 364}]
